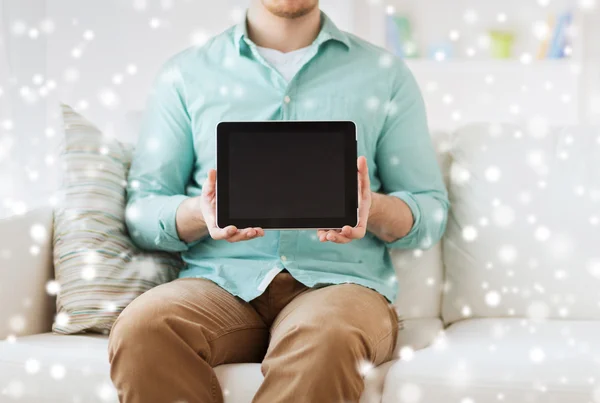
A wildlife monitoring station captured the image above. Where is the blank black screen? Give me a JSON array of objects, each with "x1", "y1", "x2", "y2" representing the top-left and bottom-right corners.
[{"x1": 228, "y1": 131, "x2": 346, "y2": 219}]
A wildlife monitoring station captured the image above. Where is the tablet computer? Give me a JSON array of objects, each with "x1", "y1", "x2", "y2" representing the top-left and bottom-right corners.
[{"x1": 216, "y1": 121, "x2": 358, "y2": 230}]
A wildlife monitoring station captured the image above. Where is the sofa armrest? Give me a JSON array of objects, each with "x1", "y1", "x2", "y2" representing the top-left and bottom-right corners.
[{"x1": 0, "y1": 206, "x2": 55, "y2": 339}]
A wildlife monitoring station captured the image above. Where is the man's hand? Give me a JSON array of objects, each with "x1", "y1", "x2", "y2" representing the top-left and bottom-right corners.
[
  {"x1": 201, "y1": 169, "x2": 265, "y2": 242},
  {"x1": 317, "y1": 156, "x2": 372, "y2": 244}
]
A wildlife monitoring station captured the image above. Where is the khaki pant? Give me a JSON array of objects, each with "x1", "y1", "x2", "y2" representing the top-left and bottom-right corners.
[{"x1": 108, "y1": 270, "x2": 400, "y2": 403}]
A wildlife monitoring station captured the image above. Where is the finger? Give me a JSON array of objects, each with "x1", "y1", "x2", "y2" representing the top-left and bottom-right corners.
[
  {"x1": 357, "y1": 156, "x2": 371, "y2": 200},
  {"x1": 210, "y1": 225, "x2": 238, "y2": 240},
  {"x1": 253, "y1": 227, "x2": 265, "y2": 237},
  {"x1": 226, "y1": 227, "x2": 259, "y2": 242},
  {"x1": 340, "y1": 225, "x2": 354, "y2": 237},
  {"x1": 202, "y1": 169, "x2": 217, "y2": 196},
  {"x1": 325, "y1": 230, "x2": 352, "y2": 244},
  {"x1": 317, "y1": 229, "x2": 328, "y2": 242}
]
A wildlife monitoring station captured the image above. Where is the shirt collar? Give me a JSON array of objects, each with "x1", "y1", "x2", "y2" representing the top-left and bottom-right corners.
[{"x1": 233, "y1": 11, "x2": 351, "y2": 55}]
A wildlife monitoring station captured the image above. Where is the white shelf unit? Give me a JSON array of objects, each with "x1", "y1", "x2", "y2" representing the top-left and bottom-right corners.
[{"x1": 351, "y1": 0, "x2": 588, "y2": 129}]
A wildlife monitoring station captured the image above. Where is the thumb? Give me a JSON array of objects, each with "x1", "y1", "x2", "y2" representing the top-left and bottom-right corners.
[{"x1": 203, "y1": 169, "x2": 217, "y2": 195}]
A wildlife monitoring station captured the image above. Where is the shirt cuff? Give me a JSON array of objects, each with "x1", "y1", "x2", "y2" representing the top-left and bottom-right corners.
[
  {"x1": 155, "y1": 194, "x2": 193, "y2": 252},
  {"x1": 384, "y1": 190, "x2": 423, "y2": 249}
]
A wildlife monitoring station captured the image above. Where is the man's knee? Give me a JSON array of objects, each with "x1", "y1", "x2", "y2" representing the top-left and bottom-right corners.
[{"x1": 108, "y1": 292, "x2": 172, "y2": 364}]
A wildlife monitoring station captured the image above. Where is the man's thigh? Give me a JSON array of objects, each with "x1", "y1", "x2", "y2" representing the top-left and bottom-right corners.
[
  {"x1": 270, "y1": 283, "x2": 399, "y2": 365},
  {"x1": 110, "y1": 277, "x2": 270, "y2": 366}
]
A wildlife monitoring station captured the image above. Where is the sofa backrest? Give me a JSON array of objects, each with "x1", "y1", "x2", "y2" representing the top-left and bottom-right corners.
[
  {"x1": 392, "y1": 130, "x2": 451, "y2": 320},
  {"x1": 442, "y1": 123, "x2": 600, "y2": 324}
]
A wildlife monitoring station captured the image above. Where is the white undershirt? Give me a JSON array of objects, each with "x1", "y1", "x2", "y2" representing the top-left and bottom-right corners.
[{"x1": 255, "y1": 45, "x2": 312, "y2": 83}]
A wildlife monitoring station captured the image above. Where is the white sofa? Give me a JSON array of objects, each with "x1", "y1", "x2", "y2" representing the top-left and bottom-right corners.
[{"x1": 1, "y1": 122, "x2": 599, "y2": 403}]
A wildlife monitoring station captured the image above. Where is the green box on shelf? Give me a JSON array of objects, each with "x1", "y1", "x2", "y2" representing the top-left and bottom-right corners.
[{"x1": 489, "y1": 30, "x2": 515, "y2": 59}]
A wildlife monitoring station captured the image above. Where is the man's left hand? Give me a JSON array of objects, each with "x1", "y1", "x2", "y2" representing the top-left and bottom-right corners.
[{"x1": 317, "y1": 156, "x2": 371, "y2": 244}]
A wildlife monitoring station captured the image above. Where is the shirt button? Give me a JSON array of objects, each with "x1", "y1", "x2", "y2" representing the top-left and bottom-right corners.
[
  {"x1": 283, "y1": 95, "x2": 291, "y2": 104},
  {"x1": 280, "y1": 255, "x2": 287, "y2": 261}
]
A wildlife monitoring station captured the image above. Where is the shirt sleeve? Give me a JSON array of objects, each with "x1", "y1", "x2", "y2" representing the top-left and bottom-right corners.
[
  {"x1": 125, "y1": 59, "x2": 197, "y2": 252},
  {"x1": 374, "y1": 60, "x2": 449, "y2": 250}
]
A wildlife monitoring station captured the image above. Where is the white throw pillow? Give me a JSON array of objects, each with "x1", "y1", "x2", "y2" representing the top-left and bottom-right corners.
[{"x1": 443, "y1": 122, "x2": 600, "y2": 324}]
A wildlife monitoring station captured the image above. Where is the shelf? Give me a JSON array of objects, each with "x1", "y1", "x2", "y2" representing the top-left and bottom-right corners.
[{"x1": 403, "y1": 58, "x2": 581, "y2": 73}]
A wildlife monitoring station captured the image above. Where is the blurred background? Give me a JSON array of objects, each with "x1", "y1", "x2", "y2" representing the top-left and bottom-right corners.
[{"x1": 0, "y1": 0, "x2": 599, "y2": 218}]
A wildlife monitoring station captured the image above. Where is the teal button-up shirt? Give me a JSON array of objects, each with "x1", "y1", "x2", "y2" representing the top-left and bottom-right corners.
[{"x1": 126, "y1": 13, "x2": 449, "y2": 303}]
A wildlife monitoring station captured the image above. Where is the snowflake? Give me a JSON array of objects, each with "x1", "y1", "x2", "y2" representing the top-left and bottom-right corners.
[
  {"x1": 528, "y1": 116, "x2": 549, "y2": 139},
  {"x1": 492, "y1": 204, "x2": 515, "y2": 227},
  {"x1": 527, "y1": 301, "x2": 549, "y2": 320},
  {"x1": 25, "y1": 358, "x2": 41, "y2": 374},
  {"x1": 46, "y1": 280, "x2": 61, "y2": 296},
  {"x1": 4, "y1": 380, "x2": 24, "y2": 399},
  {"x1": 112, "y1": 74, "x2": 124, "y2": 85},
  {"x1": 83, "y1": 30, "x2": 95, "y2": 41},
  {"x1": 133, "y1": 0, "x2": 147, "y2": 10},
  {"x1": 357, "y1": 359, "x2": 374, "y2": 377},
  {"x1": 191, "y1": 30, "x2": 209, "y2": 46},
  {"x1": 397, "y1": 382, "x2": 422, "y2": 403},
  {"x1": 520, "y1": 52, "x2": 533, "y2": 64},
  {"x1": 463, "y1": 9, "x2": 478, "y2": 24},
  {"x1": 485, "y1": 290, "x2": 501, "y2": 307},
  {"x1": 50, "y1": 364, "x2": 66, "y2": 380},
  {"x1": 379, "y1": 54, "x2": 394, "y2": 68},
  {"x1": 425, "y1": 81, "x2": 438, "y2": 92},
  {"x1": 40, "y1": 18, "x2": 56, "y2": 34},
  {"x1": 533, "y1": 21, "x2": 551, "y2": 40},
  {"x1": 30, "y1": 223, "x2": 48, "y2": 243},
  {"x1": 450, "y1": 164, "x2": 470, "y2": 185},
  {"x1": 399, "y1": 346, "x2": 415, "y2": 361},
  {"x1": 462, "y1": 226, "x2": 478, "y2": 242},
  {"x1": 529, "y1": 347, "x2": 545, "y2": 363},
  {"x1": 97, "y1": 382, "x2": 118, "y2": 401},
  {"x1": 365, "y1": 96, "x2": 380, "y2": 110},
  {"x1": 534, "y1": 226, "x2": 551, "y2": 241},
  {"x1": 11, "y1": 20, "x2": 27, "y2": 36},
  {"x1": 81, "y1": 266, "x2": 97, "y2": 280},
  {"x1": 149, "y1": 18, "x2": 162, "y2": 29},
  {"x1": 498, "y1": 244, "x2": 517, "y2": 264}
]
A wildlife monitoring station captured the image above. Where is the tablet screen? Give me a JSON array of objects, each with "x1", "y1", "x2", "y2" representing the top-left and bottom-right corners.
[
  {"x1": 228, "y1": 130, "x2": 346, "y2": 219},
  {"x1": 216, "y1": 121, "x2": 357, "y2": 229}
]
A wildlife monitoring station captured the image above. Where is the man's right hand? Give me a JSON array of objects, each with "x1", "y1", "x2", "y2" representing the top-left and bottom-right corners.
[{"x1": 201, "y1": 169, "x2": 265, "y2": 242}]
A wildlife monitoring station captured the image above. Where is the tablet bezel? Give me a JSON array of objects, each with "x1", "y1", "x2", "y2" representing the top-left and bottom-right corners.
[{"x1": 216, "y1": 121, "x2": 358, "y2": 230}]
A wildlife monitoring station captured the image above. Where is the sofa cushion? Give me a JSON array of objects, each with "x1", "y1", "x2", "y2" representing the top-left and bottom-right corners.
[
  {"x1": 0, "y1": 333, "x2": 392, "y2": 403},
  {"x1": 443, "y1": 123, "x2": 600, "y2": 324},
  {"x1": 0, "y1": 333, "x2": 115, "y2": 402},
  {"x1": 52, "y1": 105, "x2": 182, "y2": 334},
  {"x1": 382, "y1": 318, "x2": 600, "y2": 403}
]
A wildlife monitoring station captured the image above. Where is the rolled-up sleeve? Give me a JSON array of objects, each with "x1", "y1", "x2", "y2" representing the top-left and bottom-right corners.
[
  {"x1": 125, "y1": 59, "x2": 195, "y2": 252},
  {"x1": 375, "y1": 60, "x2": 449, "y2": 250}
]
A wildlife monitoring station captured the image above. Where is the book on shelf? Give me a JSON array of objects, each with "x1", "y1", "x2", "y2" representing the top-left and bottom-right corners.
[
  {"x1": 541, "y1": 10, "x2": 573, "y2": 59},
  {"x1": 536, "y1": 14, "x2": 555, "y2": 59}
]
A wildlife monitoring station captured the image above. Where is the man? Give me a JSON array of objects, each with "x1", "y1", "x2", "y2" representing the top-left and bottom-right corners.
[{"x1": 108, "y1": 0, "x2": 449, "y2": 402}]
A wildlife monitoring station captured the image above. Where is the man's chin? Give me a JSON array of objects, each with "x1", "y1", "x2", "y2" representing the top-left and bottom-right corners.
[{"x1": 263, "y1": 1, "x2": 318, "y2": 19}]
